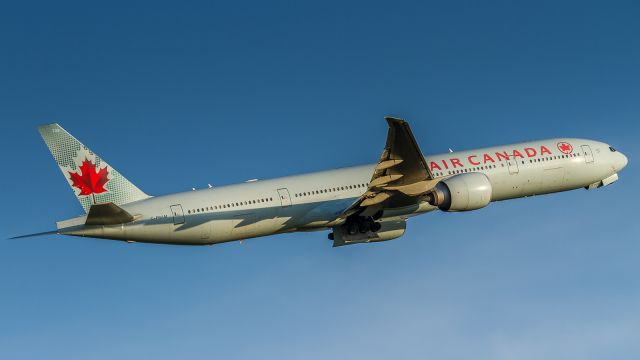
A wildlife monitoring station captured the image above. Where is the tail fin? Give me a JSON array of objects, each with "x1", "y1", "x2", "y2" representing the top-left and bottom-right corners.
[{"x1": 38, "y1": 123, "x2": 150, "y2": 213}]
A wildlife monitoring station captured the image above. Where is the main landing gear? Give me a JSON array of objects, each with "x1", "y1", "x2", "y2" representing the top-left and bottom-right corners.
[
  {"x1": 327, "y1": 212, "x2": 384, "y2": 241},
  {"x1": 346, "y1": 217, "x2": 382, "y2": 235}
]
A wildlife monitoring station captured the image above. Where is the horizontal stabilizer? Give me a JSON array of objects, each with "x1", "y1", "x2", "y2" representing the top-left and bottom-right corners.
[
  {"x1": 9, "y1": 230, "x2": 58, "y2": 239},
  {"x1": 85, "y1": 202, "x2": 134, "y2": 225}
]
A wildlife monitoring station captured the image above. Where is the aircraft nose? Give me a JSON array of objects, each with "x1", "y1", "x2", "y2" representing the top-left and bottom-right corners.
[
  {"x1": 616, "y1": 152, "x2": 628, "y2": 171},
  {"x1": 620, "y1": 152, "x2": 628, "y2": 169}
]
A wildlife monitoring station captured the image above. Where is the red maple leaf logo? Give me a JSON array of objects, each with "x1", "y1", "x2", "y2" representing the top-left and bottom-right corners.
[
  {"x1": 68, "y1": 158, "x2": 109, "y2": 200},
  {"x1": 557, "y1": 142, "x2": 573, "y2": 154}
]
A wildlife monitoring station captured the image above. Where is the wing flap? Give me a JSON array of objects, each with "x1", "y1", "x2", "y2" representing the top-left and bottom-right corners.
[
  {"x1": 369, "y1": 174, "x2": 404, "y2": 188},
  {"x1": 375, "y1": 159, "x2": 404, "y2": 171},
  {"x1": 360, "y1": 192, "x2": 391, "y2": 207},
  {"x1": 384, "y1": 179, "x2": 438, "y2": 196}
]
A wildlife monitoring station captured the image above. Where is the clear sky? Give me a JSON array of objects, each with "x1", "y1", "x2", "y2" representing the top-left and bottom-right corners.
[{"x1": 1, "y1": 1, "x2": 639, "y2": 359}]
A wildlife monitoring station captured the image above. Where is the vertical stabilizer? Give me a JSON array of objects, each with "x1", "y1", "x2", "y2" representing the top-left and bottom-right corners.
[{"x1": 38, "y1": 123, "x2": 150, "y2": 213}]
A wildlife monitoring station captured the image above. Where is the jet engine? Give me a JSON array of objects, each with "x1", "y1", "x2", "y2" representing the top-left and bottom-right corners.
[{"x1": 425, "y1": 173, "x2": 492, "y2": 211}]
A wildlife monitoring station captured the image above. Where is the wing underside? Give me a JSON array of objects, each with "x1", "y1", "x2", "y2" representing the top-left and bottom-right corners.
[
  {"x1": 331, "y1": 116, "x2": 440, "y2": 246},
  {"x1": 341, "y1": 117, "x2": 439, "y2": 219}
]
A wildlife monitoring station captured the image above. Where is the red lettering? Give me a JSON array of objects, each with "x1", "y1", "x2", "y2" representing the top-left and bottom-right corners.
[
  {"x1": 430, "y1": 161, "x2": 442, "y2": 171},
  {"x1": 468, "y1": 155, "x2": 480, "y2": 165},
  {"x1": 451, "y1": 158, "x2": 464, "y2": 168},
  {"x1": 442, "y1": 160, "x2": 449, "y2": 169},
  {"x1": 525, "y1": 147, "x2": 537, "y2": 157},
  {"x1": 512, "y1": 149, "x2": 524, "y2": 159},
  {"x1": 483, "y1": 153, "x2": 495, "y2": 163},
  {"x1": 495, "y1": 151, "x2": 510, "y2": 161},
  {"x1": 540, "y1": 145, "x2": 552, "y2": 155}
]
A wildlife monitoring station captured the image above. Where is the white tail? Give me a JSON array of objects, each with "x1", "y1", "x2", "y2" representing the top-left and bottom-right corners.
[{"x1": 38, "y1": 123, "x2": 150, "y2": 213}]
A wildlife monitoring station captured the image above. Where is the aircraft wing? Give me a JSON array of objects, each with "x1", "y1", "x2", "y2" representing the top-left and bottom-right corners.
[{"x1": 340, "y1": 117, "x2": 439, "y2": 219}]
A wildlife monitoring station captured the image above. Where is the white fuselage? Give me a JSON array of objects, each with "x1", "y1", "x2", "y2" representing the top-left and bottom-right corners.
[{"x1": 59, "y1": 138, "x2": 627, "y2": 245}]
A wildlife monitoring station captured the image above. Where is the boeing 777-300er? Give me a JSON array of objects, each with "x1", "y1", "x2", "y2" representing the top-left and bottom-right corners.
[{"x1": 13, "y1": 117, "x2": 628, "y2": 247}]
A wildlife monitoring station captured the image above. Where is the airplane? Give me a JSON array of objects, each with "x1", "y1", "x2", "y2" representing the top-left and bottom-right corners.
[{"x1": 13, "y1": 117, "x2": 628, "y2": 247}]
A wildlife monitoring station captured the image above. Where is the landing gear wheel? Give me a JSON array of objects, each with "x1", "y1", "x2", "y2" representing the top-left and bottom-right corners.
[
  {"x1": 371, "y1": 222, "x2": 382, "y2": 232},
  {"x1": 347, "y1": 222, "x2": 359, "y2": 235},
  {"x1": 358, "y1": 221, "x2": 371, "y2": 234}
]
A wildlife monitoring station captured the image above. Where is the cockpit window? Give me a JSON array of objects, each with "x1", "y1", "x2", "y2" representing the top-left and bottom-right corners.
[{"x1": 609, "y1": 146, "x2": 617, "y2": 152}]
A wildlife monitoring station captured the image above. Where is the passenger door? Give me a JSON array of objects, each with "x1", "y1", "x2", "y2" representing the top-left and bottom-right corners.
[
  {"x1": 581, "y1": 145, "x2": 594, "y2": 163},
  {"x1": 277, "y1": 188, "x2": 292, "y2": 207},
  {"x1": 170, "y1": 204, "x2": 185, "y2": 225},
  {"x1": 507, "y1": 157, "x2": 519, "y2": 174}
]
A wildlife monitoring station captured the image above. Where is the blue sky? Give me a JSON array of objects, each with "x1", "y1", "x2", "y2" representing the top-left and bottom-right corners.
[{"x1": 1, "y1": 1, "x2": 639, "y2": 359}]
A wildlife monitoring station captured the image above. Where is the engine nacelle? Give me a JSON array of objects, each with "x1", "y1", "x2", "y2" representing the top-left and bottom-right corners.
[
  {"x1": 426, "y1": 173, "x2": 492, "y2": 212},
  {"x1": 331, "y1": 220, "x2": 406, "y2": 247}
]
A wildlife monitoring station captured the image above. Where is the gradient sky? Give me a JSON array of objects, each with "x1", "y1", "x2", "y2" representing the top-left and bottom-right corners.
[{"x1": 1, "y1": 1, "x2": 639, "y2": 359}]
